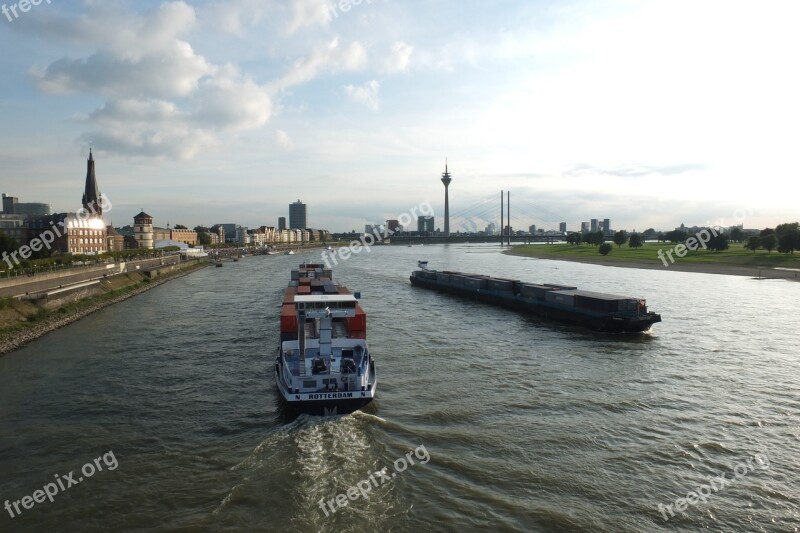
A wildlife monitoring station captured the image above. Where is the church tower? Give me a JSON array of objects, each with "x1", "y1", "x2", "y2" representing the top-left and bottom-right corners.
[{"x1": 82, "y1": 148, "x2": 103, "y2": 216}]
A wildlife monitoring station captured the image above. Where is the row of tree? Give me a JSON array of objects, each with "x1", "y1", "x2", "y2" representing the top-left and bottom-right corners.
[
  {"x1": 566, "y1": 221, "x2": 800, "y2": 255},
  {"x1": 744, "y1": 223, "x2": 800, "y2": 253}
]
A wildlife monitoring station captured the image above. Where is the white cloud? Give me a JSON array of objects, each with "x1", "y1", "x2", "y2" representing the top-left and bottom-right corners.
[
  {"x1": 270, "y1": 38, "x2": 368, "y2": 92},
  {"x1": 285, "y1": 0, "x2": 332, "y2": 35},
  {"x1": 275, "y1": 130, "x2": 294, "y2": 150},
  {"x1": 383, "y1": 41, "x2": 413, "y2": 73},
  {"x1": 344, "y1": 80, "x2": 380, "y2": 111}
]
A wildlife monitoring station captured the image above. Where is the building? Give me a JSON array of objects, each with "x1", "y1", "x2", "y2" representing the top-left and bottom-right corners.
[
  {"x1": 133, "y1": 211, "x2": 154, "y2": 249},
  {"x1": 559, "y1": 222, "x2": 567, "y2": 233},
  {"x1": 591, "y1": 219, "x2": 598, "y2": 232},
  {"x1": 386, "y1": 219, "x2": 400, "y2": 233},
  {"x1": 53, "y1": 149, "x2": 109, "y2": 255},
  {"x1": 170, "y1": 228, "x2": 198, "y2": 246},
  {"x1": 417, "y1": 216, "x2": 434, "y2": 234},
  {"x1": 603, "y1": 218, "x2": 611, "y2": 236},
  {"x1": 529, "y1": 224, "x2": 537, "y2": 235},
  {"x1": 289, "y1": 200, "x2": 307, "y2": 229},
  {"x1": 105, "y1": 226, "x2": 124, "y2": 252},
  {"x1": 581, "y1": 221, "x2": 590, "y2": 233},
  {"x1": 1, "y1": 194, "x2": 17, "y2": 214},
  {"x1": 440, "y1": 162, "x2": 452, "y2": 237},
  {"x1": 0, "y1": 213, "x2": 26, "y2": 243},
  {"x1": 486, "y1": 222, "x2": 497, "y2": 236},
  {"x1": 365, "y1": 224, "x2": 385, "y2": 236},
  {"x1": 278, "y1": 217, "x2": 286, "y2": 231}
]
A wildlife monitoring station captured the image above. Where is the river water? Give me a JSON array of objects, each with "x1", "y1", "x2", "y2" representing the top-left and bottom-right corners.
[{"x1": 1, "y1": 244, "x2": 798, "y2": 532}]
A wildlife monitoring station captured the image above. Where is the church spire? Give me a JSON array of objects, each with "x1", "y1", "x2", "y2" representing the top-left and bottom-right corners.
[{"x1": 82, "y1": 149, "x2": 102, "y2": 216}]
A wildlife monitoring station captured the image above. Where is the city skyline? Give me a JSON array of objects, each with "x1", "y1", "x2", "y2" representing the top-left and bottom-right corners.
[{"x1": 1, "y1": 1, "x2": 798, "y2": 232}]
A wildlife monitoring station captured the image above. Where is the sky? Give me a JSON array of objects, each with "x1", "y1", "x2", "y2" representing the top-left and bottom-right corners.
[{"x1": 0, "y1": 0, "x2": 798, "y2": 233}]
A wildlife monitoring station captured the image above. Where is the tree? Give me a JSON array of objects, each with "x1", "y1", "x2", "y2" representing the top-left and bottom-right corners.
[
  {"x1": 0, "y1": 233, "x2": 20, "y2": 255},
  {"x1": 777, "y1": 230, "x2": 800, "y2": 254},
  {"x1": 707, "y1": 233, "x2": 729, "y2": 252},
  {"x1": 642, "y1": 228, "x2": 657, "y2": 239},
  {"x1": 174, "y1": 224, "x2": 188, "y2": 230},
  {"x1": 197, "y1": 232, "x2": 212, "y2": 246},
  {"x1": 665, "y1": 230, "x2": 688, "y2": 244},
  {"x1": 628, "y1": 233, "x2": 644, "y2": 248},
  {"x1": 613, "y1": 230, "x2": 628, "y2": 248},
  {"x1": 656, "y1": 232, "x2": 665, "y2": 243},
  {"x1": 761, "y1": 234, "x2": 777, "y2": 253},
  {"x1": 760, "y1": 228, "x2": 775, "y2": 237},
  {"x1": 775, "y1": 222, "x2": 799, "y2": 241},
  {"x1": 729, "y1": 226, "x2": 744, "y2": 243},
  {"x1": 194, "y1": 225, "x2": 210, "y2": 233},
  {"x1": 745, "y1": 236, "x2": 761, "y2": 253},
  {"x1": 566, "y1": 232, "x2": 582, "y2": 245},
  {"x1": 599, "y1": 242, "x2": 612, "y2": 255}
]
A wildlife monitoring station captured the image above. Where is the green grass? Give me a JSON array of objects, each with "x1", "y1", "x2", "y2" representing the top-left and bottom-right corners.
[{"x1": 510, "y1": 242, "x2": 800, "y2": 268}]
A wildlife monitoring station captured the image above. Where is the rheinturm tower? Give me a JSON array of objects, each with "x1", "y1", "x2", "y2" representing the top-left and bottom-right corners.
[
  {"x1": 82, "y1": 148, "x2": 103, "y2": 216},
  {"x1": 441, "y1": 160, "x2": 452, "y2": 237}
]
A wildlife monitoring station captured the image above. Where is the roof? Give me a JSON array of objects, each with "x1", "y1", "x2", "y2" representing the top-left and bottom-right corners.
[
  {"x1": 294, "y1": 295, "x2": 357, "y2": 303},
  {"x1": 563, "y1": 290, "x2": 637, "y2": 301},
  {"x1": 134, "y1": 211, "x2": 153, "y2": 220}
]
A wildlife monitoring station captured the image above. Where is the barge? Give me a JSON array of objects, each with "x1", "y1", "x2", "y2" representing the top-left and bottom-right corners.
[
  {"x1": 410, "y1": 263, "x2": 661, "y2": 333},
  {"x1": 275, "y1": 263, "x2": 377, "y2": 415}
]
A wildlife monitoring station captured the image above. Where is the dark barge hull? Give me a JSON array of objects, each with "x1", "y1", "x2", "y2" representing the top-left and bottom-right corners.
[{"x1": 409, "y1": 276, "x2": 660, "y2": 333}]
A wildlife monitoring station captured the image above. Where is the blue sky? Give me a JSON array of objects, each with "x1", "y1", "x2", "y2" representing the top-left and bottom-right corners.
[{"x1": 0, "y1": 0, "x2": 798, "y2": 233}]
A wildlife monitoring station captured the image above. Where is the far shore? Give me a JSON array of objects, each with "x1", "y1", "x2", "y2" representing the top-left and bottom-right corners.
[{"x1": 505, "y1": 247, "x2": 800, "y2": 281}]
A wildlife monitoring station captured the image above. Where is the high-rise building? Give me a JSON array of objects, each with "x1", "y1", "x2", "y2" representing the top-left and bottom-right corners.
[
  {"x1": 603, "y1": 218, "x2": 611, "y2": 236},
  {"x1": 559, "y1": 222, "x2": 567, "y2": 233},
  {"x1": 2, "y1": 193, "x2": 51, "y2": 216},
  {"x1": 529, "y1": 224, "x2": 536, "y2": 234},
  {"x1": 591, "y1": 219, "x2": 598, "y2": 232},
  {"x1": 486, "y1": 222, "x2": 497, "y2": 236},
  {"x1": 581, "y1": 221, "x2": 590, "y2": 233},
  {"x1": 440, "y1": 161, "x2": 452, "y2": 237},
  {"x1": 1, "y1": 193, "x2": 17, "y2": 214},
  {"x1": 278, "y1": 217, "x2": 286, "y2": 231},
  {"x1": 417, "y1": 216, "x2": 434, "y2": 234},
  {"x1": 289, "y1": 200, "x2": 307, "y2": 229},
  {"x1": 386, "y1": 219, "x2": 400, "y2": 233}
]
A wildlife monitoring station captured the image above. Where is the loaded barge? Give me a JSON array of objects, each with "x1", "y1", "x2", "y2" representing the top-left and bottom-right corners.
[
  {"x1": 410, "y1": 263, "x2": 661, "y2": 333},
  {"x1": 275, "y1": 263, "x2": 377, "y2": 415}
]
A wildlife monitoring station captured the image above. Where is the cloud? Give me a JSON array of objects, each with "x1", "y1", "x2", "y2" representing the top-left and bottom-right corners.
[
  {"x1": 270, "y1": 37, "x2": 368, "y2": 92},
  {"x1": 285, "y1": 0, "x2": 332, "y2": 34},
  {"x1": 275, "y1": 130, "x2": 294, "y2": 150},
  {"x1": 383, "y1": 41, "x2": 413, "y2": 73},
  {"x1": 26, "y1": 1, "x2": 272, "y2": 159},
  {"x1": 345, "y1": 80, "x2": 380, "y2": 111}
]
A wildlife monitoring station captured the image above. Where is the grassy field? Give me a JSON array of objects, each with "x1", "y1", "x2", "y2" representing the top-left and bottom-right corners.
[{"x1": 510, "y1": 242, "x2": 800, "y2": 268}]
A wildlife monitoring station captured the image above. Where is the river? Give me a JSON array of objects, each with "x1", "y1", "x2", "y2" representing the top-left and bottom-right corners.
[{"x1": 1, "y1": 243, "x2": 798, "y2": 532}]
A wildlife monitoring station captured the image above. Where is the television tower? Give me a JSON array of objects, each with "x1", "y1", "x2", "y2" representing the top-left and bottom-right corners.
[{"x1": 441, "y1": 160, "x2": 452, "y2": 237}]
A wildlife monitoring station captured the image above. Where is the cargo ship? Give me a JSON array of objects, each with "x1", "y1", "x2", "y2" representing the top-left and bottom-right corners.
[
  {"x1": 410, "y1": 263, "x2": 661, "y2": 333},
  {"x1": 275, "y1": 263, "x2": 377, "y2": 415}
]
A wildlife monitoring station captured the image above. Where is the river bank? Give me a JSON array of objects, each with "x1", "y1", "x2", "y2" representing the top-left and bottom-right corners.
[
  {"x1": 0, "y1": 261, "x2": 208, "y2": 356},
  {"x1": 506, "y1": 244, "x2": 800, "y2": 281}
]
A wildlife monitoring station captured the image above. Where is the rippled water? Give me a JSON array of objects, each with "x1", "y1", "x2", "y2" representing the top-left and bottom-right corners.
[{"x1": 1, "y1": 244, "x2": 799, "y2": 532}]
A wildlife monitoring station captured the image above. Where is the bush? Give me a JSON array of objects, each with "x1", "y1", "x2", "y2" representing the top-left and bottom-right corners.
[{"x1": 599, "y1": 243, "x2": 612, "y2": 256}]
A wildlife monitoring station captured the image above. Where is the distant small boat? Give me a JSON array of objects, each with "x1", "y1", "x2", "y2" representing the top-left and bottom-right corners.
[
  {"x1": 326, "y1": 245, "x2": 333, "y2": 251},
  {"x1": 215, "y1": 260, "x2": 223, "y2": 268},
  {"x1": 285, "y1": 250, "x2": 296, "y2": 255}
]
